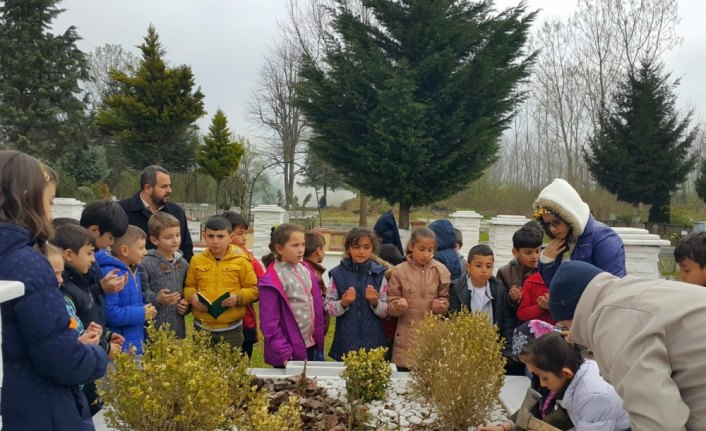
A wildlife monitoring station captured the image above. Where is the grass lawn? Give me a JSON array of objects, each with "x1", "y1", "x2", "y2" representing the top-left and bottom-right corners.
[{"x1": 185, "y1": 303, "x2": 336, "y2": 368}]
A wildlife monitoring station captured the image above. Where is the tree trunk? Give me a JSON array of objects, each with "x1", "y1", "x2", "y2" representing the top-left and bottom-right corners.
[
  {"x1": 648, "y1": 196, "x2": 670, "y2": 223},
  {"x1": 358, "y1": 192, "x2": 368, "y2": 227},
  {"x1": 398, "y1": 202, "x2": 411, "y2": 230}
]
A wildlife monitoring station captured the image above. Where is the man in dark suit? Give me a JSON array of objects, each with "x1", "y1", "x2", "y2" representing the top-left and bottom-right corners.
[{"x1": 118, "y1": 165, "x2": 194, "y2": 262}]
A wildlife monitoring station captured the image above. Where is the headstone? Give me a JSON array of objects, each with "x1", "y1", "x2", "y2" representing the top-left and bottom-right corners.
[
  {"x1": 51, "y1": 197, "x2": 85, "y2": 221},
  {"x1": 613, "y1": 227, "x2": 670, "y2": 278},
  {"x1": 252, "y1": 205, "x2": 288, "y2": 262},
  {"x1": 488, "y1": 215, "x2": 531, "y2": 274},
  {"x1": 448, "y1": 210, "x2": 483, "y2": 258}
]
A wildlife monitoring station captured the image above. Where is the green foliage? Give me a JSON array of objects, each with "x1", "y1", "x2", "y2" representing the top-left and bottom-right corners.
[
  {"x1": 585, "y1": 60, "x2": 698, "y2": 223},
  {"x1": 62, "y1": 144, "x2": 110, "y2": 185},
  {"x1": 76, "y1": 186, "x2": 96, "y2": 203},
  {"x1": 409, "y1": 309, "x2": 505, "y2": 429},
  {"x1": 695, "y1": 160, "x2": 706, "y2": 204},
  {"x1": 0, "y1": 0, "x2": 90, "y2": 162},
  {"x1": 298, "y1": 149, "x2": 345, "y2": 206},
  {"x1": 95, "y1": 25, "x2": 206, "y2": 171},
  {"x1": 55, "y1": 167, "x2": 78, "y2": 198},
  {"x1": 196, "y1": 110, "x2": 245, "y2": 208},
  {"x1": 296, "y1": 0, "x2": 536, "y2": 227},
  {"x1": 100, "y1": 325, "x2": 302, "y2": 431},
  {"x1": 341, "y1": 347, "x2": 391, "y2": 403}
]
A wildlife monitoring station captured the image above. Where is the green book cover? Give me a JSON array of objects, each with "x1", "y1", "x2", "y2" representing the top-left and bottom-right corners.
[{"x1": 197, "y1": 291, "x2": 231, "y2": 319}]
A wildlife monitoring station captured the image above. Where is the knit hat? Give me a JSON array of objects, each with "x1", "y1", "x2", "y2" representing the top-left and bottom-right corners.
[
  {"x1": 549, "y1": 261, "x2": 603, "y2": 321},
  {"x1": 511, "y1": 319, "x2": 558, "y2": 359}
]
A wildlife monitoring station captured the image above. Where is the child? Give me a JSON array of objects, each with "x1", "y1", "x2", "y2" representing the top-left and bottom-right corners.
[
  {"x1": 138, "y1": 212, "x2": 190, "y2": 339},
  {"x1": 304, "y1": 230, "x2": 329, "y2": 334},
  {"x1": 184, "y1": 215, "x2": 258, "y2": 350},
  {"x1": 326, "y1": 227, "x2": 389, "y2": 361},
  {"x1": 222, "y1": 211, "x2": 264, "y2": 358},
  {"x1": 52, "y1": 224, "x2": 124, "y2": 415},
  {"x1": 526, "y1": 334, "x2": 629, "y2": 431},
  {"x1": 259, "y1": 223, "x2": 325, "y2": 367},
  {"x1": 428, "y1": 219, "x2": 463, "y2": 279},
  {"x1": 449, "y1": 244, "x2": 518, "y2": 374},
  {"x1": 674, "y1": 232, "x2": 706, "y2": 286},
  {"x1": 374, "y1": 243, "x2": 405, "y2": 348},
  {"x1": 388, "y1": 227, "x2": 450, "y2": 369},
  {"x1": 98, "y1": 225, "x2": 156, "y2": 354},
  {"x1": 454, "y1": 227, "x2": 467, "y2": 270},
  {"x1": 496, "y1": 222, "x2": 544, "y2": 317},
  {"x1": 0, "y1": 150, "x2": 107, "y2": 430},
  {"x1": 480, "y1": 320, "x2": 574, "y2": 431},
  {"x1": 517, "y1": 272, "x2": 555, "y2": 325},
  {"x1": 79, "y1": 200, "x2": 130, "y2": 328}
]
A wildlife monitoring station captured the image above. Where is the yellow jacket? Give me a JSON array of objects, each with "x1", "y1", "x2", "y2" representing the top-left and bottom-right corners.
[{"x1": 183, "y1": 245, "x2": 258, "y2": 330}]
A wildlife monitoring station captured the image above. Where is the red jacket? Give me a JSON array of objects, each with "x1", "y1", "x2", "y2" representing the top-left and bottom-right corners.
[{"x1": 517, "y1": 272, "x2": 556, "y2": 324}]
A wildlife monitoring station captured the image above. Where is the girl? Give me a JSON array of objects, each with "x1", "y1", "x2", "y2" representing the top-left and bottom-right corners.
[
  {"x1": 516, "y1": 272, "x2": 556, "y2": 325},
  {"x1": 258, "y1": 223, "x2": 325, "y2": 367},
  {"x1": 326, "y1": 227, "x2": 389, "y2": 361},
  {"x1": 388, "y1": 227, "x2": 451, "y2": 370},
  {"x1": 485, "y1": 332, "x2": 630, "y2": 431},
  {"x1": 0, "y1": 150, "x2": 107, "y2": 431},
  {"x1": 479, "y1": 320, "x2": 574, "y2": 431}
]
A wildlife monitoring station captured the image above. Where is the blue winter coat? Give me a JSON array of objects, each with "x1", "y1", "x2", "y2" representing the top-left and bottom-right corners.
[
  {"x1": 96, "y1": 250, "x2": 147, "y2": 354},
  {"x1": 539, "y1": 215, "x2": 626, "y2": 286},
  {"x1": 0, "y1": 223, "x2": 107, "y2": 431},
  {"x1": 429, "y1": 219, "x2": 463, "y2": 280}
]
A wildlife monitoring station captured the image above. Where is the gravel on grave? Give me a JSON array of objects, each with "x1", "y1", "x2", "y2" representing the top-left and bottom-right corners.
[{"x1": 259, "y1": 375, "x2": 508, "y2": 431}]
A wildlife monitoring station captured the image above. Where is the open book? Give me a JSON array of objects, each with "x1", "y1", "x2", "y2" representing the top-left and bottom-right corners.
[{"x1": 197, "y1": 291, "x2": 231, "y2": 319}]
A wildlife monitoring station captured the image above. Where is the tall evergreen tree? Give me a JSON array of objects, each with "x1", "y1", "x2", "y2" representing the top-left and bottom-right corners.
[
  {"x1": 95, "y1": 25, "x2": 206, "y2": 171},
  {"x1": 196, "y1": 110, "x2": 245, "y2": 209},
  {"x1": 298, "y1": 148, "x2": 345, "y2": 208},
  {"x1": 585, "y1": 60, "x2": 698, "y2": 223},
  {"x1": 296, "y1": 0, "x2": 536, "y2": 228},
  {"x1": 694, "y1": 160, "x2": 706, "y2": 205},
  {"x1": 0, "y1": 0, "x2": 90, "y2": 161}
]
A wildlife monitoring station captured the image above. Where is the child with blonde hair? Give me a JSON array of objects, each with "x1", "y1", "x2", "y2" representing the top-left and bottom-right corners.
[{"x1": 388, "y1": 227, "x2": 450, "y2": 370}]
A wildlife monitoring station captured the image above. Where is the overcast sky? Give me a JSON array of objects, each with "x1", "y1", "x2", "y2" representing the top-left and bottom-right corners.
[{"x1": 52, "y1": 0, "x2": 706, "y2": 147}]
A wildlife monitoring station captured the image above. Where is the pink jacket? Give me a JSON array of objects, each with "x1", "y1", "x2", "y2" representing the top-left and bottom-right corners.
[{"x1": 258, "y1": 261, "x2": 325, "y2": 367}]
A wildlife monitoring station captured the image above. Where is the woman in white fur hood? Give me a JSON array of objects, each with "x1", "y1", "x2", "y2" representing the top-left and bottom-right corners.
[{"x1": 532, "y1": 178, "x2": 626, "y2": 286}]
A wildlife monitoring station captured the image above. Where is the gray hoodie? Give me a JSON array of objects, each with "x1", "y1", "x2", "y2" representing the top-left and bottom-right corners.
[{"x1": 138, "y1": 249, "x2": 189, "y2": 339}]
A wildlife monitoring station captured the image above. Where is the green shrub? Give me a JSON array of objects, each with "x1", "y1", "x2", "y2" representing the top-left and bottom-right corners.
[
  {"x1": 340, "y1": 347, "x2": 391, "y2": 403},
  {"x1": 100, "y1": 326, "x2": 301, "y2": 431},
  {"x1": 409, "y1": 310, "x2": 505, "y2": 429}
]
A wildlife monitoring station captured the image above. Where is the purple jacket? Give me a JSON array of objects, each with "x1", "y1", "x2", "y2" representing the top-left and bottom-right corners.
[{"x1": 258, "y1": 261, "x2": 325, "y2": 367}]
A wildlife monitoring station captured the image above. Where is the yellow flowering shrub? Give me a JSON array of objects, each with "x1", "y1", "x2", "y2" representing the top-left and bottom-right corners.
[
  {"x1": 409, "y1": 310, "x2": 505, "y2": 429},
  {"x1": 340, "y1": 347, "x2": 391, "y2": 403},
  {"x1": 99, "y1": 326, "x2": 301, "y2": 431}
]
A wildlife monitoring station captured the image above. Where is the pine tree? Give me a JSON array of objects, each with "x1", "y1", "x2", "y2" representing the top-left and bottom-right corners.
[
  {"x1": 585, "y1": 60, "x2": 698, "y2": 223},
  {"x1": 95, "y1": 25, "x2": 206, "y2": 171},
  {"x1": 298, "y1": 149, "x2": 345, "y2": 208},
  {"x1": 196, "y1": 110, "x2": 245, "y2": 209},
  {"x1": 296, "y1": 0, "x2": 536, "y2": 228},
  {"x1": 0, "y1": 0, "x2": 90, "y2": 162},
  {"x1": 694, "y1": 160, "x2": 706, "y2": 205}
]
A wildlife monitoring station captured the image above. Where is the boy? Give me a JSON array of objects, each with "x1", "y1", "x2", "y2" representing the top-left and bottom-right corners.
[
  {"x1": 50, "y1": 225, "x2": 124, "y2": 415},
  {"x1": 304, "y1": 231, "x2": 329, "y2": 334},
  {"x1": 79, "y1": 200, "x2": 130, "y2": 327},
  {"x1": 184, "y1": 215, "x2": 259, "y2": 350},
  {"x1": 222, "y1": 211, "x2": 264, "y2": 357},
  {"x1": 674, "y1": 232, "x2": 706, "y2": 286},
  {"x1": 98, "y1": 225, "x2": 157, "y2": 354},
  {"x1": 496, "y1": 221, "x2": 544, "y2": 313},
  {"x1": 138, "y1": 212, "x2": 190, "y2": 339},
  {"x1": 453, "y1": 228, "x2": 467, "y2": 269},
  {"x1": 448, "y1": 244, "x2": 518, "y2": 374}
]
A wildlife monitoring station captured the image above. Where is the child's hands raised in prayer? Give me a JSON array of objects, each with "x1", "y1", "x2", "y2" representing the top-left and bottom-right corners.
[
  {"x1": 394, "y1": 298, "x2": 409, "y2": 313},
  {"x1": 176, "y1": 298, "x2": 190, "y2": 315},
  {"x1": 536, "y1": 293, "x2": 549, "y2": 310},
  {"x1": 508, "y1": 285, "x2": 522, "y2": 305},
  {"x1": 144, "y1": 304, "x2": 157, "y2": 319},
  {"x1": 78, "y1": 330, "x2": 100, "y2": 345},
  {"x1": 365, "y1": 285, "x2": 379, "y2": 307},
  {"x1": 431, "y1": 298, "x2": 448, "y2": 314},
  {"x1": 157, "y1": 289, "x2": 181, "y2": 305},
  {"x1": 341, "y1": 287, "x2": 356, "y2": 308}
]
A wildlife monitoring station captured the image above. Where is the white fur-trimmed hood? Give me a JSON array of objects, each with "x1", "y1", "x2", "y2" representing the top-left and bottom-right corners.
[{"x1": 533, "y1": 178, "x2": 590, "y2": 238}]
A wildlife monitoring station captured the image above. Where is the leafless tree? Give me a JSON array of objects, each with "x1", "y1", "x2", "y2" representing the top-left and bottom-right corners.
[{"x1": 84, "y1": 44, "x2": 139, "y2": 112}]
